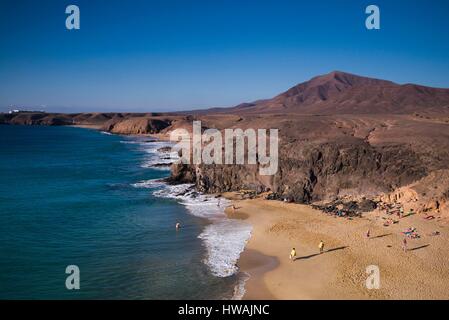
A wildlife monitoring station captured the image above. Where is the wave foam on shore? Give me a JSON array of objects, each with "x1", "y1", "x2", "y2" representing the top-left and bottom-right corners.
[
  {"x1": 121, "y1": 139, "x2": 179, "y2": 169},
  {"x1": 130, "y1": 139, "x2": 252, "y2": 299},
  {"x1": 151, "y1": 182, "x2": 252, "y2": 278}
]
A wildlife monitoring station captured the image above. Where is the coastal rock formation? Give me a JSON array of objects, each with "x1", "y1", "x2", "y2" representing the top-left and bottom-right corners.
[
  {"x1": 0, "y1": 112, "x2": 74, "y2": 126},
  {"x1": 0, "y1": 111, "x2": 176, "y2": 135},
  {"x1": 379, "y1": 169, "x2": 449, "y2": 218},
  {"x1": 168, "y1": 140, "x2": 428, "y2": 203},
  {"x1": 2, "y1": 71, "x2": 449, "y2": 216},
  {"x1": 102, "y1": 117, "x2": 172, "y2": 134}
]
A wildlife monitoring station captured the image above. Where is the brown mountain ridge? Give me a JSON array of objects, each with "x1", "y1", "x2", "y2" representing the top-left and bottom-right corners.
[{"x1": 221, "y1": 71, "x2": 449, "y2": 115}]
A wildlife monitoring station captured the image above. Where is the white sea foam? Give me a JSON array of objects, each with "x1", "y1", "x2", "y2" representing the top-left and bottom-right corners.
[
  {"x1": 120, "y1": 140, "x2": 149, "y2": 144},
  {"x1": 198, "y1": 220, "x2": 252, "y2": 277},
  {"x1": 232, "y1": 272, "x2": 250, "y2": 300},
  {"x1": 142, "y1": 141, "x2": 178, "y2": 168},
  {"x1": 152, "y1": 183, "x2": 194, "y2": 199},
  {"x1": 151, "y1": 183, "x2": 252, "y2": 279},
  {"x1": 149, "y1": 166, "x2": 172, "y2": 171},
  {"x1": 131, "y1": 179, "x2": 166, "y2": 189},
  {"x1": 120, "y1": 139, "x2": 179, "y2": 168},
  {"x1": 130, "y1": 137, "x2": 252, "y2": 299}
]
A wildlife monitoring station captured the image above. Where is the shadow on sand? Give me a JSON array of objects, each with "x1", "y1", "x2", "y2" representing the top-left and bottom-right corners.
[
  {"x1": 370, "y1": 233, "x2": 392, "y2": 239},
  {"x1": 403, "y1": 212, "x2": 416, "y2": 218},
  {"x1": 295, "y1": 246, "x2": 348, "y2": 261},
  {"x1": 409, "y1": 244, "x2": 430, "y2": 251}
]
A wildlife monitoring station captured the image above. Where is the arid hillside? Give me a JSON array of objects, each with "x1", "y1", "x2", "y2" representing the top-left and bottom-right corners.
[{"x1": 216, "y1": 71, "x2": 449, "y2": 115}]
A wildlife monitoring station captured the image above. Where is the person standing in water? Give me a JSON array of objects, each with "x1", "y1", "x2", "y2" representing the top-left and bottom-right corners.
[
  {"x1": 289, "y1": 248, "x2": 297, "y2": 261},
  {"x1": 175, "y1": 222, "x2": 181, "y2": 231},
  {"x1": 319, "y1": 240, "x2": 325, "y2": 254}
]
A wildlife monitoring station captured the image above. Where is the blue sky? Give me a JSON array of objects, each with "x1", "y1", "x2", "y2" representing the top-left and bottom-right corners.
[{"x1": 1, "y1": 0, "x2": 449, "y2": 112}]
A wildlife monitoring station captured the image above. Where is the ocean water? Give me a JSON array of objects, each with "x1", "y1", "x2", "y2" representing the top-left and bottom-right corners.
[{"x1": 0, "y1": 125, "x2": 250, "y2": 300}]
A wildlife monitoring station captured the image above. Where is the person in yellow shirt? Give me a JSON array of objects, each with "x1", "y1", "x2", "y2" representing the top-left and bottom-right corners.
[
  {"x1": 289, "y1": 247, "x2": 297, "y2": 261},
  {"x1": 319, "y1": 240, "x2": 325, "y2": 254}
]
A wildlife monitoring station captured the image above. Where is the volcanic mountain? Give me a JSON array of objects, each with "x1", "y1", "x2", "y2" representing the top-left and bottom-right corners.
[{"x1": 224, "y1": 71, "x2": 449, "y2": 115}]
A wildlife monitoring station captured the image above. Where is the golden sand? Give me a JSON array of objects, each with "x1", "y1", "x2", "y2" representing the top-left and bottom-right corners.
[{"x1": 224, "y1": 194, "x2": 449, "y2": 300}]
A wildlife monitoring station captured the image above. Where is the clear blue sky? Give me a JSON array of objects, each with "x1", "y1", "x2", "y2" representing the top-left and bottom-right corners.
[{"x1": 1, "y1": 0, "x2": 449, "y2": 112}]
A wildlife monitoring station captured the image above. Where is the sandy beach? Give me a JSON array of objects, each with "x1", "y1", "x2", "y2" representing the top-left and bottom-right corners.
[{"x1": 225, "y1": 194, "x2": 449, "y2": 300}]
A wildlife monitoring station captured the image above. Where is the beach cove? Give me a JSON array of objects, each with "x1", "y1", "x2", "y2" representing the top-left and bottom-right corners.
[{"x1": 224, "y1": 193, "x2": 449, "y2": 299}]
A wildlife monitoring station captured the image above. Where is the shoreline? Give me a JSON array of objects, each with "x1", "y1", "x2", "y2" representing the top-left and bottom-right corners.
[
  {"x1": 123, "y1": 135, "x2": 249, "y2": 299},
  {"x1": 66, "y1": 127, "x2": 449, "y2": 299},
  {"x1": 66, "y1": 126, "x2": 449, "y2": 300},
  {"x1": 225, "y1": 193, "x2": 449, "y2": 300},
  {"x1": 237, "y1": 249, "x2": 278, "y2": 300}
]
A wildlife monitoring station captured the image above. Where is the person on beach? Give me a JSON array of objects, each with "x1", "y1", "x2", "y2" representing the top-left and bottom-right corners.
[
  {"x1": 289, "y1": 248, "x2": 297, "y2": 261},
  {"x1": 366, "y1": 229, "x2": 370, "y2": 239},
  {"x1": 176, "y1": 222, "x2": 181, "y2": 230},
  {"x1": 319, "y1": 240, "x2": 325, "y2": 254},
  {"x1": 402, "y1": 238, "x2": 408, "y2": 252}
]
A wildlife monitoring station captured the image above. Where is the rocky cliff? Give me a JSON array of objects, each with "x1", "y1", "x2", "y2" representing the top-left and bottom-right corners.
[
  {"x1": 3, "y1": 71, "x2": 449, "y2": 215},
  {"x1": 169, "y1": 138, "x2": 428, "y2": 202},
  {"x1": 167, "y1": 112, "x2": 449, "y2": 216}
]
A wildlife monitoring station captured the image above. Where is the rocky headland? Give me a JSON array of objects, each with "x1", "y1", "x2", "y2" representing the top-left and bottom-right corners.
[{"x1": 2, "y1": 71, "x2": 449, "y2": 218}]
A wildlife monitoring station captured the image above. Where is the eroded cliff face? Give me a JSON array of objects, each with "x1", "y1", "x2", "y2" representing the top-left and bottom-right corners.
[
  {"x1": 164, "y1": 110, "x2": 449, "y2": 213},
  {"x1": 168, "y1": 140, "x2": 428, "y2": 204},
  {"x1": 2, "y1": 108, "x2": 448, "y2": 214},
  {"x1": 102, "y1": 117, "x2": 172, "y2": 134},
  {"x1": 0, "y1": 112, "x2": 75, "y2": 126},
  {"x1": 0, "y1": 112, "x2": 176, "y2": 134},
  {"x1": 379, "y1": 169, "x2": 449, "y2": 217}
]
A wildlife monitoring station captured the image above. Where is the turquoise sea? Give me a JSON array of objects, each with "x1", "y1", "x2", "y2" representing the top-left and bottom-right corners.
[{"x1": 0, "y1": 125, "x2": 250, "y2": 299}]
